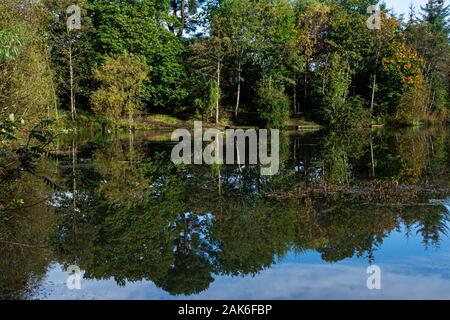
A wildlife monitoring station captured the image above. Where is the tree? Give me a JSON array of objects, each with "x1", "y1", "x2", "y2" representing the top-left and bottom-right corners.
[
  {"x1": 421, "y1": 0, "x2": 449, "y2": 117},
  {"x1": 250, "y1": 0, "x2": 300, "y2": 127},
  {"x1": 404, "y1": 0, "x2": 449, "y2": 120},
  {"x1": 252, "y1": 0, "x2": 299, "y2": 88},
  {"x1": 0, "y1": 0, "x2": 55, "y2": 127},
  {"x1": 88, "y1": 0, "x2": 187, "y2": 109},
  {"x1": 365, "y1": 12, "x2": 421, "y2": 121},
  {"x1": 90, "y1": 53, "x2": 149, "y2": 128},
  {"x1": 169, "y1": 0, "x2": 199, "y2": 37},
  {"x1": 421, "y1": 0, "x2": 449, "y2": 32},
  {"x1": 190, "y1": 2, "x2": 230, "y2": 124},
  {"x1": 256, "y1": 80, "x2": 290, "y2": 128},
  {"x1": 214, "y1": 0, "x2": 255, "y2": 116},
  {"x1": 321, "y1": 53, "x2": 361, "y2": 128},
  {"x1": 295, "y1": 1, "x2": 330, "y2": 113},
  {"x1": 43, "y1": 0, "x2": 93, "y2": 121},
  {"x1": 381, "y1": 42, "x2": 427, "y2": 124}
]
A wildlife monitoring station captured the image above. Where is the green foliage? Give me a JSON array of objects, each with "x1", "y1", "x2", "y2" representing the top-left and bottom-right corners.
[
  {"x1": 321, "y1": 54, "x2": 368, "y2": 128},
  {"x1": 421, "y1": 0, "x2": 449, "y2": 33},
  {"x1": 256, "y1": 81, "x2": 290, "y2": 128},
  {"x1": 43, "y1": 0, "x2": 94, "y2": 112},
  {"x1": 405, "y1": 0, "x2": 449, "y2": 121},
  {"x1": 91, "y1": 53, "x2": 149, "y2": 127},
  {"x1": 0, "y1": 2, "x2": 26, "y2": 61},
  {"x1": 88, "y1": 0, "x2": 188, "y2": 108},
  {"x1": 0, "y1": 27, "x2": 25, "y2": 60},
  {"x1": 395, "y1": 84, "x2": 427, "y2": 125},
  {"x1": 1, "y1": 0, "x2": 449, "y2": 129},
  {"x1": 0, "y1": 120, "x2": 17, "y2": 141},
  {"x1": 429, "y1": 71, "x2": 449, "y2": 113},
  {"x1": 1, "y1": 119, "x2": 56, "y2": 182},
  {"x1": 0, "y1": 1, "x2": 55, "y2": 126},
  {"x1": 251, "y1": 0, "x2": 300, "y2": 88}
]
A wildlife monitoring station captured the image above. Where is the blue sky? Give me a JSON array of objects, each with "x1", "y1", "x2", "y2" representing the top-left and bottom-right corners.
[{"x1": 383, "y1": 0, "x2": 429, "y2": 16}]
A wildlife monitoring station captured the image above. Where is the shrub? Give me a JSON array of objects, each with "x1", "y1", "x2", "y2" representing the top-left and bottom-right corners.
[
  {"x1": 323, "y1": 96, "x2": 369, "y2": 129},
  {"x1": 90, "y1": 53, "x2": 149, "y2": 128},
  {"x1": 256, "y1": 82, "x2": 290, "y2": 128},
  {"x1": 395, "y1": 82, "x2": 427, "y2": 125}
]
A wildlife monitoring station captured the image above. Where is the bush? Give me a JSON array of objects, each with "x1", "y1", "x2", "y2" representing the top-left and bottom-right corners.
[
  {"x1": 395, "y1": 82, "x2": 427, "y2": 125},
  {"x1": 256, "y1": 82, "x2": 290, "y2": 128},
  {"x1": 90, "y1": 53, "x2": 149, "y2": 128},
  {"x1": 429, "y1": 71, "x2": 449, "y2": 113},
  {"x1": 320, "y1": 54, "x2": 369, "y2": 129},
  {"x1": 0, "y1": 3, "x2": 54, "y2": 128},
  {"x1": 323, "y1": 96, "x2": 370, "y2": 129}
]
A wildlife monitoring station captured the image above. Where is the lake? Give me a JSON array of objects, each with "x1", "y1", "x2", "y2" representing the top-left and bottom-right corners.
[{"x1": 1, "y1": 127, "x2": 450, "y2": 300}]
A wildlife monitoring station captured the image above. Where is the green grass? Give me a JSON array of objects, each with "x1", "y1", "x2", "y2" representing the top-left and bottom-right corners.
[
  {"x1": 288, "y1": 117, "x2": 320, "y2": 127},
  {"x1": 148, "y1": 114, "x2": 181, "y2": 125}
]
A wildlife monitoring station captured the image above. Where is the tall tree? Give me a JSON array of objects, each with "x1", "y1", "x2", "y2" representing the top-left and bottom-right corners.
[
  {"x1": 90, "y1": 53, "x2": 149, "y2": 128},
  {"x1": 0, "y1": 0, "x2": 55, "y2": 127},
  {"x1": 43, "y1": 0, "x2": 93, "y2": 121},
  {"x1": 88, "y1": 0, "x2": 187, "y2": 109},
  {"x1": 296, "y1": 1, "x2": 330, "y2": 113},
  {"x1": 405, "y1": 0, "x2": 450, "y2": 117},
  {"x1": 421, "y1": 0, "x2": 449, "y2": 32},
  {"x1": 213, "y1": 0, "x2": 256, "y2": 116},
  {"x1": 169, "y1": 0, "x2": 199, "y2": 37}
]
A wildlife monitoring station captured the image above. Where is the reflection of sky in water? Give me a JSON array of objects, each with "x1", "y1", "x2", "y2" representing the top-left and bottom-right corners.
[
  {"x1": 33, "y1": 217, "x2": 450, "y2": 300},
  {"x1": 5, "y1": 128, "x2": 450, "y2": 300}
]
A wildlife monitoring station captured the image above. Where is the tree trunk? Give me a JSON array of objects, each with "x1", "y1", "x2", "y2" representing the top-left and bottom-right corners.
[
  {"x1": 293, "y1": 78, "x2": 297, "y2": 114},
  {"x1": 72, "y1": 140, "x2": 77, "y2": 210},
  {"x1": 235, "y1": 61, "x2": 241, "y2": 117},
  {"x1": 44, "y1": 45, "x2": 58, "y2": 118},
  {"x1": 304, "y1": 67, "x2": 308, "y2": 113},
  {"x1": 129, "y1": 111, "x2": 133, "y2": 131},
  {"x1": 216, "y1": 60, "x2": 220, "y2": 125},
  {"x1": 370, "y1": 53, "x2": 380, "y2": 115},
  {"x1": 69, "y1": 43, "x2": 76, "y2": 121},
  {"x1": 370, "y1": 134, "x2": 375, "y2": 177},
  {"x1": 370, "y1": 71, "x2": 377, "y2": 113},
  {"x1": 178, "y1": 0, "x2": 185, "y2": 37},
  {"x1": 169, "y1": 0, "x2": 177, "y2": 33}
]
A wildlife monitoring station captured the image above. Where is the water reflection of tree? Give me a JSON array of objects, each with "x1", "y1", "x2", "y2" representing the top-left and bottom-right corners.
[
  {"x1": 294, "y1": 198, "x2": 398, "y2": 263},
  {"x1": 4, "y1": 128, "x2": 450, "y2": 299},
  {"x1": 53, "y1": 144, "x2": 179, "y2": 285},
  {"x1": 321, "y1": 130, "x2": 369, "y2": 184},
  {"x1": 400, "y1": 204, "x2": 450, "y2": 248},
  {"x1": 47, "y1": 140, "x2": 446, "y2": 295},
  {"x1": 153, "y1": 212, "x2": 215, "y2": 296},
  {"x1": 47, "y1": 129, "x2": 450, "y2": 297},
  {"x1": 0, "y1": 122, "x2": 62, "y2": 299},
  {"x1": 211, "y1": 196, "x2": 297, "y2": 276},
  {"x1": 0, "y1": 171, "x2": 55, "y2": 299},
  {"x1": 379, "y1": 127, "x2": 449, "y2": 183}
]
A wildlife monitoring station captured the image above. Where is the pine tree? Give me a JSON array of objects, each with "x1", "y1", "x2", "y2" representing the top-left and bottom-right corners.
[
  {"x1": 416, "y1": 0, "x2": 450, "y2": 116},
  {"x1": 421, "y1": 0, "x2": 450, "y2": 33}
]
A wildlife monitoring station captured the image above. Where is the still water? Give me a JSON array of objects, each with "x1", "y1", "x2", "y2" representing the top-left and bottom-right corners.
[{"x1": 1, "y1": 128, "x2": 450, "y2": 299}]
